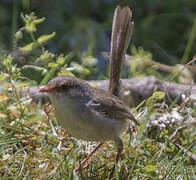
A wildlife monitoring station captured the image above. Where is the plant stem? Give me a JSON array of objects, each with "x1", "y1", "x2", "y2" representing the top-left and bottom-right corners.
[{"x1": 182, "y1": 16, "x2": 196, "y2": 64}]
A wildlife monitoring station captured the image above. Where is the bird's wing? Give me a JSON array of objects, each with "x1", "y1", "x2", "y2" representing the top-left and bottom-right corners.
[{"x1": 87, "y1": 89, "x2": 139, "y2": 125}]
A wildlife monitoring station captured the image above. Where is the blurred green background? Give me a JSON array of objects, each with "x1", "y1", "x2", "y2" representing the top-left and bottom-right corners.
[{"x1": 0, "y1": 0, "x2": 196, "y2": 66}]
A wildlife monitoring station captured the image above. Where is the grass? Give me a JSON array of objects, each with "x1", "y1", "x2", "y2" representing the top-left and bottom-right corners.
[
  {"x1": 0, "y1": 91, "x2": 195, "y2": 179},
  {"x1": 0, "y1": 7, "x2": 195, "y2": 180}
]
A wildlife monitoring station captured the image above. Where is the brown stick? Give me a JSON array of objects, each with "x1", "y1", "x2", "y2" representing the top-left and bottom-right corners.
[
  {"x1": 20, "y1": 76, "x2": 196, "y2": 107},
  {"x1": 103, "y1": 53, "x2": 196, "y2": 74}
]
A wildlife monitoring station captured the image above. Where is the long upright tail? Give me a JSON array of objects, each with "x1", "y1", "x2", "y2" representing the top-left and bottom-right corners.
[{"x1": 109, "y1": 6, "x2": 134, "y2": 97}]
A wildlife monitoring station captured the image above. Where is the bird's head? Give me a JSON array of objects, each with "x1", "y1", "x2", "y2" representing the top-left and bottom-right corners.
[
  {"x1": 39, "y1": 76, "x2": 76, "y2": 93},
  {"x1": 39, "y1": 76, "x2": 92, "y2": 98}
]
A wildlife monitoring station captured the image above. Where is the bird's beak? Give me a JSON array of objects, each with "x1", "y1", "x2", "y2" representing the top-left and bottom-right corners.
[{"x1": 39, "y1": 86, "x2": 53, "y2": 92}]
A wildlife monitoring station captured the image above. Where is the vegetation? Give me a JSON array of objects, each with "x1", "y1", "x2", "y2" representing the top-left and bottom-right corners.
[{"x1": 0, "y1": 1, "x2": 195, "y2": 179}]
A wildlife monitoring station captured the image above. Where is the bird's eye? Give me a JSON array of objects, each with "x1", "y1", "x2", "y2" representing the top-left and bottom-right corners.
[
  {"x1": 62, "y1": 84, "x2": 68, "y2": 89},
  {"x1": 58, "y1": 82, "x2": 74, "y2": 91}
]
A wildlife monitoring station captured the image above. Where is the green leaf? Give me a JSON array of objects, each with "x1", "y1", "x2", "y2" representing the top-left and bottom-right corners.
[
  {"x1": 3, "y1": 55, "x2": 13, "y2": 73},
  {"x1": 15, "y1": 31, "x2": 23, "y2": 40},
  {"x1": 21, "y1": 12, "x2": 45, "y2": 33},
  {"x1": 25, "y1": 13, "x2": 37, "y2": 32},
  {"x1": 131, "y1": 45, "x2": 137, "y2": 55},
  {"x1": 21, "y1": 65, "x2": 48, "y2": 82},
  {"x1": 166, "y1": 145, "x2": 175, "y2": 152},
  {"x1": 152, "y1": 91, "x2": 165, "y2": 100},
  {"x1": 48, "y1": 62, "x2": 58, "y2": 68},
  {"x1": 0, "y1": 73, "x2": 7, "y2": 82},
  {"x1": 39, "y1": 51, "x2": 55, "y2": 61},
  {"x1": 20, "y1": 32, "x2": 55, "y2": 53},
  {"x1": 146, "y1": 96, "x2": 154, "y2": 111},
  {"x1": 3, "y1": 55, "x2": 13, "y2": 67},
  {"x1": 21, "y1": 12, "x2": 27, "y2": 23},
  {"x1": 69, "y1": 62, "x2": 90, "y2": 75},
  {"x1": 146, "y1": 91, "x2": 165, "y2": 111},
  {"x1": 59, "y1": 68, "x2": 75, "y2": 76},
  {"x1": 82, "y1": 55, "x2": 97, "y2": 67},
  {"x1": 40, "y1": 52, "x2": 74, "y2": 85},
  {"x1": 56, "y1": 55, "x2": 66, "y2": 65},
  {"x1": 19, "y1": 42, "x2": 38, "y2": 53},
  {"x1": 143, "y1": 165, "x2": 157, "y2": 173},
  {"x1": 34, "y1": 17, "x2": 45, "y2": 24},
  {"x1": 37, "y1": 32, "x2": 56, "y2": 45}
]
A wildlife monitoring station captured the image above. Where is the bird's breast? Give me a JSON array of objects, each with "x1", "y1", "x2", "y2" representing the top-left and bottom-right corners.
[{"x1": 49, "y1": 93, "x2": 128, "y2": 142}]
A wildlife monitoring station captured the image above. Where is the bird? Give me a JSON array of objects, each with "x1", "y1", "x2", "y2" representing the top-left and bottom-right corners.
[{"x1": 39, "y1": 75, "x2": 139, "y2": 178}]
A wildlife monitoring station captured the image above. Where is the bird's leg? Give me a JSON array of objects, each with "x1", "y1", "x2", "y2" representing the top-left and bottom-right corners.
[
  {"x1": 109, "y1": 138, "x2": 123, "y2": 180},
  {"x1": 75, "y1": 142, "x2": 104, "y2": 173}
]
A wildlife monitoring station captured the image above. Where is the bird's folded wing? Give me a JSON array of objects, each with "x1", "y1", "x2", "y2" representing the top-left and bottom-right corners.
[{"x1": 87, "y1": 92, "x2": 139, "y2": 125}]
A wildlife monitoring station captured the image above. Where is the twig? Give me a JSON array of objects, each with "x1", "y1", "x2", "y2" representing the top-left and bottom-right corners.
[{"x1": 21, "y1": 76, "x2": 196, "y2": 106}]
